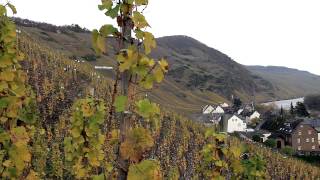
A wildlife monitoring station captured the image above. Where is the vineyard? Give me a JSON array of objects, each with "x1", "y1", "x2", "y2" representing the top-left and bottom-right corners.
[{"x1": 1, "y1": 1, "x2": 320, "y2": 180}]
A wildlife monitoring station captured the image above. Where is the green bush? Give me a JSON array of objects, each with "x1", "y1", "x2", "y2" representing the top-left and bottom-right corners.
[
  {"x1": 252, "y1": 134, "x2": 261, "y2": 142},
  {"x1": 281, "y1": 146, "x2": 295, "y2": 156},
  {"x1": 264, "y1": 139, "x2": 276, "y2": 148}
]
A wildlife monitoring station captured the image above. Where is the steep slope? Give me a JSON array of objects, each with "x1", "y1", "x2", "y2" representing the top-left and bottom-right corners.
[
  {"x1": 17, "y1": 32, "x2": 320, "y2": 179},
  {"x1": 15, "y1": 18, "x2": 295, "y2": 116},
  {"x1": 247, "y1": 66, "x2": 320, "y2": 99},
  {"x1": 153, "y1": 36, "x2": 276, "y2": 101}
]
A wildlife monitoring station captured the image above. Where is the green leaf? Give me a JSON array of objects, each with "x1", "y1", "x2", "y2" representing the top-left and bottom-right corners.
[
  {"x1": 127, "y1": 159, "x2": 161, "y2": 180},
  {"x1": 127, "y1": 0, "x2": 135, "y2": 4},
  {"x1": 135, "y1": 0, "x2": 148, "y2": 6},
  {"x1": 99, "y1": 24, "x2": 118, "y2": 37},
  {"x1": 132, "y1": 11, "x2": 149, "y2": 29},
  {"x1": 98, "y1": 0, "x2": 113, "y2": 10},
  {"x1": 93, "y1": 174, "x2": 105, "y2": 180},
  {"x1": 140, "y1": 75, "x2": 154, "y2": 89},
  {"x1": 92, "y1": 30, "x2": 106, "y2": 54},
  {"x1": 105, "y1": 4, "x2": 120, "y2": 19},
  {"x1": 135, "y1": 99, "x2": 160, "y2": 118},
  {"x1": 134, "y1": 29, "x2": 144, "y2": 39},
  {"x1": 0, "y1": 5, "x2": 6, "y2": 15},
  {"x1": 7, "y1": 3, "x2": 17, "y2": 14},
  {"x1": 114, "y1": 95, "x2": 128, "y2": 113}
]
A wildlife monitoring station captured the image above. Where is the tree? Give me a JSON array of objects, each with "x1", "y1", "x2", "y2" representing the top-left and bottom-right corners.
[
  {"x1": 290, "y1": 102, "x2": 295, "y2": 116},
  {"x1": 304, "y1": 94, "x2": 320, "y2": 111},
  {"x1": 264, "y1": 139, "x2": 276, "y2": 148},
  {"x1": 233, "y1": 98, "x2": 242, "y2": 110},
  {"x1": 295, "y1": 102, "x2": 310, "y2": 117}
]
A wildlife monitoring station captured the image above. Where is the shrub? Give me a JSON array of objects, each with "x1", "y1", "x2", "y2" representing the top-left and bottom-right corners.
[
  {"x1": 264, "y1": 139, "x2": 276, "y2": 148},
  {"x1": 281, "y1": 146, "x2": 295, "y2": 156},
  {"x1": 252, "y1": 134, "x2": 261, "y2": 142}
]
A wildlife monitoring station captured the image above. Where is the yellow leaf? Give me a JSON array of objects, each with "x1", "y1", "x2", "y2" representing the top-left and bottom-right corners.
[
  {"x1": 0, "y1": 56, "x2": 13, "y2": 68},
  {"x1": 0, "y1": 71, "x2": 15, "y2": 81},
  {"x1": 132, "y1": 11, "x2": 149, "y2": 29},
  {"x1": 128, "y1": 160, "x2": 162, "y2": 180},
  {"x1": 154, "y1": 67, "x2": 164, "y2": 83},
  {"x1": 143, "y1": 32, "x2": 156, "y2": 54},
  {"x1": 158, "y1": 59, "x2": 169, "y2": 73},
  {"x1": 26, "y1": 170, "x2": 39, "y2": 180},
  {"x1": 2, "y1": 160, "x2": 12, "y2": 167}
]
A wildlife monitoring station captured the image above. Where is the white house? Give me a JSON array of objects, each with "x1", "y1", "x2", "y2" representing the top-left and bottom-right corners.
[
  {"x1": 225, "y1": 115, "x2": 247, "y2": 133},
  {"x1": 212, "y1": 106, "x2": 225, "y2": 114},
  {"x1": 203, "y1": 105, "x2": 215, "y2": 114},
  {"x1": 220, "y1": 103, "x2": 229, "y2": 108},
  {"x1": 261, "y1": 132, "x2": 272, "y2": 142},
  {"x1": 249, "y1": 111, "x2": 261, "y2": 120}
]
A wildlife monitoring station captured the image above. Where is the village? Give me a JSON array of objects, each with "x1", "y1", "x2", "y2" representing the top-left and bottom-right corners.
[{"x1": 198, "y1": 98, "x2": 320, "y2": 157}]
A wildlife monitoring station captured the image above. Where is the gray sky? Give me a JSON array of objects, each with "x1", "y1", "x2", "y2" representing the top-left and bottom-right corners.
[{"x1": 9, "y1": 0, "x2": 320, "y2": 75}]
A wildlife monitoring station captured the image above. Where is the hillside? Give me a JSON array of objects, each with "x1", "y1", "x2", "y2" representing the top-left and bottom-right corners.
[
  {"x1": 247, "y1": 66, "x2": 320, "y2": 99},
  {"x1": 16, "y1": 32, "x2": 320, "y2": 179},
  {"x1": 14, "y1": 18, "x2": 320, "y2": 116}
]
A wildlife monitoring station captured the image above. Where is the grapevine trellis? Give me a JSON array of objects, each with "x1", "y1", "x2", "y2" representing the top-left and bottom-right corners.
[{"x1": 1, "y1": 1, "x2": 320, "y2": 180}]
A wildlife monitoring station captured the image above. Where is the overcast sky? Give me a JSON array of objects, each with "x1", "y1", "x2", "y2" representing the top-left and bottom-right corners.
[{"x1": 9, "y1": 0, "x2": 320, "y2": 75}]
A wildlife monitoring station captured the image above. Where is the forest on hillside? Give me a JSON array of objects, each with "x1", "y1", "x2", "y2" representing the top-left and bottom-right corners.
[{"x1": 1, "y1": 1, "x2": 320, "y2": 179}]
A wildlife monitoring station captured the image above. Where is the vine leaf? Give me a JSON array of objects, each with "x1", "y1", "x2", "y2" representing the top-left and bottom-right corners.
[
  {"x1": 135, "y1": 0, "x2": 148, "y2": 6},
  {"x1": 99, "y1": 24, "x2": 118, "y2": 37},
  {"x1": 159, "y1": 59, "x2": 169, "y2": 72},
  {"x1": 135, "y1": 99, "x2": 160, "y2": 118},
  {"x1": 105, "y1": 4, "x2": 120, "y2": 19},
  {"x1": 114, "y1": 95, "x2": 128, "y2": 112},
  {"x1": 154, "y1": 67, "x2": 164, "y2": 83},
  {"x1": 143, "y1": 32, "x2": 156, "y2": 54},
  {"x1": 92, "y1": 30, "x2": 106, "y2": 54},
  {"x1": 127, "y1": 159, "x2": 162, "y2": 180},
  {"x1": 132, "y1": 11, "x2": 149, "y2": 29},
  {"x1": 98, "y1": 0, "x2": 113, "y2": 10},
  {"x1": 120, "y1": 127, "x2": 154, "y2": 162},
  {"x1": 7, "y1": 3, "x2": 17, "y2": 14}
]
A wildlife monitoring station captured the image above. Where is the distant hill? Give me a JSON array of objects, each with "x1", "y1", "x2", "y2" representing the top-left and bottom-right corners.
[
  {"x1": 14, "y1": 18, "x2": 320, "y2": 116},
  {"x1": 247, "y1": 66, "x2": 320, "y2": 99}
]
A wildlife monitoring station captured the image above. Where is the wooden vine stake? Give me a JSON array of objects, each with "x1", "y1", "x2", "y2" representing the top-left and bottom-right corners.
[{"x1": 93, "y1": 0, "x2": 168, "y2": 179}]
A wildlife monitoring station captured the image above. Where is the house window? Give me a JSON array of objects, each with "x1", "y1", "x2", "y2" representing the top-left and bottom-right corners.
[
  {"x1": 298, "y1": 146, "x2": 301, "y2": 150},
  {"x1": 306, "y1": 138, "x2": 309, "y2": 143},
  {"x1": 298, "y1": 131, "x2": 302, "y2": 135},
  {"x1": 308, "y1": 130, "x2": 312, "y2": 135},
  {"x1": 312, "y1": 138, "x2": 315, "y2": 142},
  {"x1": 297, "y1": 138, "x2": 300, "y2": 144},
  {"x1": 312, "y1": 146, "x2": 315, "y2": 150}
]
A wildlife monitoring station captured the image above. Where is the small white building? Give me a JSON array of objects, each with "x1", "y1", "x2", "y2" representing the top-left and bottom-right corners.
[
  {"x1": 261, "y1": 132, "x2": 272, "y2": 142},
  {"x1": 203, "y1": 105, "x2": 215, "y2": 114},
  {"x1": 249, "y1": 111, "x2": 261, "y2": 120},
  {"x1": 220, "y1": 102, "x2": 229, "y2": 108},
  {"x1": 224, "y1": 115, "x2": 247, "y2": 133},
  {"x1": 212, "y1": 106, "x2": 225, "y2": 114}
]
